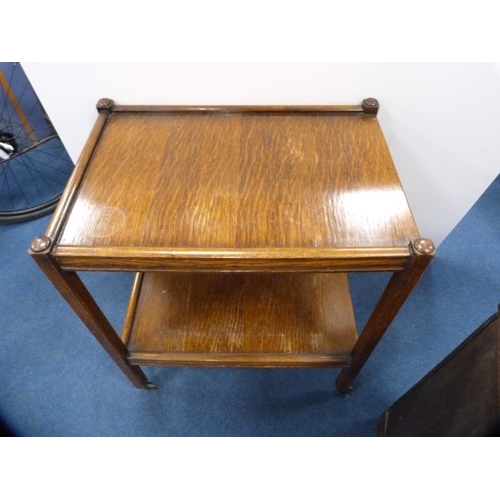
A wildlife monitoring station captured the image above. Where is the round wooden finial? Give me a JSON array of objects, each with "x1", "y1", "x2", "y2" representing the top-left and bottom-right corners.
[
  {"x1": 30, "y1": 236, "x2": 51, "y2": 253},
  {"x1": 413, "y1": 238, "x2": 435, "y2": 255},
  {"x1": 362, "y1": 97, "x2": 379, "y2": 115},
  {"x1": 96, "y1": 98, "x2": 114, "y2": 112}
]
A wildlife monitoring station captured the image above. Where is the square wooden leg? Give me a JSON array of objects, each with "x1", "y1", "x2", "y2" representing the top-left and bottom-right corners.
[
  {"x1": 336, "y1": 239, "x2": 435, "y2": 393},
  {"x1": 29, "y1": 236, "x2": 155, "y2": 389}
]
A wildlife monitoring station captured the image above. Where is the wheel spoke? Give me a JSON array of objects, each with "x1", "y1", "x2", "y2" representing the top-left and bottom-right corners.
[{"x1": 0, "y1": 63, "x2": 73, "y2": 223}]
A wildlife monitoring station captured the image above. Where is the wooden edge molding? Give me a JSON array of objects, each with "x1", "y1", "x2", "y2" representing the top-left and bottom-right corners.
[
  {"x1": 53, "y1": 245, "x2": 411, "y2": 272},
  {"x1": 108, "y1": 103, "x2": 373, "y2": 115},
  {"x1": 44, "y1": 111, "x2": 110, "y2": 241},
  {"x1": 108, "y1": 98, "x2": 377, "y2": 114},
  {"x1": 54, "y1": 246, "x2": 411, "y2": 260},
  {"x1": 127, "y1": 352, "x2": 352, "y2": 368}
]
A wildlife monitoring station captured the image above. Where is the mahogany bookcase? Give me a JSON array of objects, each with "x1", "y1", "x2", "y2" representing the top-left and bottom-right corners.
[{"x1": 29, "y1": 98, "x2": 435, "y2": 392}]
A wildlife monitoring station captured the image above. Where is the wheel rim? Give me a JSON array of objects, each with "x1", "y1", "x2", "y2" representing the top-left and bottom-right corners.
[{"x1": 0, "y1": 62, "x2": 74, "y2": 222}]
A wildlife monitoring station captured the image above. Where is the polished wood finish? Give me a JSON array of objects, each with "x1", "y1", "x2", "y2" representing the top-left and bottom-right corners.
[
  {"x1": 110, "y1": 104, "x2": 367, "y2": 114},
  {"x1": 126, "y1": 272, "x2": 357, "y2": 367},
  {"x1": 336, "y1": 239, "x2": 435, "y2": 392},
  {"x1": 45, "y1": 109, "x2": 109, "y2": 242},
  {"x1": 121, "y1": 272, "x2": 144, "y2": 345},
  {"x1": 53, "y1": 246, "x2": 411, "y2": 272},
  {"x1": 29, "y1": 238, "x2": 151, "y2": 388},
  {"x1": 57, "y1": 110, "x2": 419, "y2": 254},
  {"x1": 30, "y1": 99, "x2": 434, "y2": 391},
  {"x1": 361, "y1": 98, "x2": 379, "y2": 115},
  {"x1": 96, "y1": 97, "x2": 115, "y2": 112}
]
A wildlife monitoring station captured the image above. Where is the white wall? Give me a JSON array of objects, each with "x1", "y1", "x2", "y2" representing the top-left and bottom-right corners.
[{"x1": 22, "y1": 62, "x2": 500, "y2": 246}]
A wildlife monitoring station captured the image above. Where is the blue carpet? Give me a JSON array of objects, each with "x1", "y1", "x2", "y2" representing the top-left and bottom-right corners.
[{"x1": 1, "y1": 174, "x2": 499, "y2": 436}]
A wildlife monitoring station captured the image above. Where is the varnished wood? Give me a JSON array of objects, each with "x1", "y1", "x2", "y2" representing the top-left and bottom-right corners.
[
  {"x1": 30, "y1": 235, "x2": 51, "y2": 253},
  {"x1": 30, "y1": 98, "x2": 435, "y2": 391},
  {"x1": 335, "y1": 239, "x2": 435, "y2": 392},
  {"x1": 126, "y1": 273, "x2": 358, "y2": 367},
  {"x1": 45, "y1": 109, "x2": 109, "y2": 242},
  {"x1": 110, "y1": 104, "x2": 366, "y2": 114},
  {"x1": 29, "y1": 237, "x2": 151, "y2": 388},
  {"x1": 128, "y1": 352, "x2": 351, "y2": 368},
  {"x1": 361, "y1": 98, "x2": 379, "y2": 115},
  {"x1": 57, "y1": 109, "x2": 419, "y2": 257},
  {"x1": 121, "y1": 272, "x2": 144, "y2": 345},
  {"x1": 96, "y1": 97, "x2": 114, "y2": 112},
  {"x1": 53, "y1": 246, "x2": 411, "y2": 272}
]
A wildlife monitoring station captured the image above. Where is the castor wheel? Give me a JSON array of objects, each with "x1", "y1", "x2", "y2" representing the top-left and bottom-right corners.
[{"x1": 145, "y1": 383, "x2": 158, "y2": 390}]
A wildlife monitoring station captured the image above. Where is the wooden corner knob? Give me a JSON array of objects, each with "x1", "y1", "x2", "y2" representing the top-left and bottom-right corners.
[
  {"x1": 30, "y1": 236, "x2": 51, "y2": 253},
  {"x1": 96, "y1": 98, "x2": 114, "y2": 112},
  {"x1": 413, "y1": 238, "x2": 435, "y2": 255},
  {"x1": 362, "y1": 98, "x2": 379, "y2": 115}
]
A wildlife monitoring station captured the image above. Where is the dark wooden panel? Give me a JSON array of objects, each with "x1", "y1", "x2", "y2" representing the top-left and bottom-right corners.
[
  {"x1": 378, "y1": 311, "x2": 500, "y2": 437},
  {"x1": 126, "y1": 272, "x2": 358, "y2": 367}
]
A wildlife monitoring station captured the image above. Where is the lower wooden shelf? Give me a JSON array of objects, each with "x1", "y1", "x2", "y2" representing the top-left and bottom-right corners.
[{"x1": 122, "y1": 272, "x2": 358, "y2": 368}]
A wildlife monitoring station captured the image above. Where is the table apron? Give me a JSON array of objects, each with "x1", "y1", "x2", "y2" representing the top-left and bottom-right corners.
[{"x1": 53, "y1": 246, "x2": 411, "y2": 272}]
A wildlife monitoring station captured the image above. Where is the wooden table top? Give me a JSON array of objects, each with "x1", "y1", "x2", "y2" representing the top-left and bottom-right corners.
[{"x1": 52, "y1": 102, "x2": 420, "y2": 270}]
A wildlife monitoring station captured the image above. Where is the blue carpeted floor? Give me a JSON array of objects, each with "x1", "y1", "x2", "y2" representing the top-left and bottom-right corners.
[{"x1": 1, "y1": 174, "x2": 499, "y2": 436}]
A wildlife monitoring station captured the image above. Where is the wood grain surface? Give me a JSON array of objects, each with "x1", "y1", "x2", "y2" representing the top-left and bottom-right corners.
[
  {"x1": 31, "y1": 104, "x2": 433, "y2": 389},
  {"x1": 126, "y1": 272, "x2": 358, "y2": 367},
  {"x1": 53, "y1": 245, "x2": 411, "y2": 272},
  {"x1": 58, "y1": 111, "x2": 419, "y2": 255}
]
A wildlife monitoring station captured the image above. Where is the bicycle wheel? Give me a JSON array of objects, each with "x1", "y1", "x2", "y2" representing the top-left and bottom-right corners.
[{"x1": 0, "y1": 62, "x2": 74, "y2": 223}]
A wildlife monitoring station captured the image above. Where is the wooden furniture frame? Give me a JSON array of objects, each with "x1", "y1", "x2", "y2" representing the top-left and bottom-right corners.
[{"x1": 29, "y1": 98, "x2": 435, "y2": 392}]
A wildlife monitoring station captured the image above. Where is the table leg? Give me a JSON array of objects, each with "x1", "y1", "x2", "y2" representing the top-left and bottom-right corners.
[
  {"x1": 29, "y1": 236, "x2": 156, "y2": 389},
  {"x1": 336, "y1": 238, "x2": 435, "y2": 393}
]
